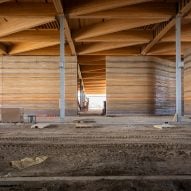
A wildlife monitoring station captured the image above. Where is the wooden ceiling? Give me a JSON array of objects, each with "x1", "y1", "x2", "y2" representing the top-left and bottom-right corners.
[{"x1": 0, "y1": 0, "x2": 191, "y2": 94}]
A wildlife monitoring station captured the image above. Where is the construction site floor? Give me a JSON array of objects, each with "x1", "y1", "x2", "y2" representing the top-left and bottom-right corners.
[{"x1": 0, "y1": 116, "x2": 191, "y2": 190}]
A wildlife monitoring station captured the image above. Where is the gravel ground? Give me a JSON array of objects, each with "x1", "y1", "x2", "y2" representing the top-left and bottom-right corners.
[{"x1": 0, "y1": 116, "x2": 191, "y2": 190}]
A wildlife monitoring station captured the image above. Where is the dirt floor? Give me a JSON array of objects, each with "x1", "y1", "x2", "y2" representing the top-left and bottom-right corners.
[{"x1": 0, "y1": 116, "x2": 191, "y2": 190}]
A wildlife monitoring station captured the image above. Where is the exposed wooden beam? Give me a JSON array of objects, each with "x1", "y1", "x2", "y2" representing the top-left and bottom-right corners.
[
  {"x1": 53, "y1": 0, "x2": 86, "y2": 90},
  {"x1": 53, "y1": 0, "x2": 63, "y2": 14},
  {"x1": 0, "y1": 2, "x2": 56, "y2": 17},
  {"x1": 69, "y1": 2, "x2": 175, "y2": 19},
  {"x1": 148, "y1": 42, "x2": 191, "y2": 55},
  {"x1": 79, "y1": 60, "x2": 106, "y2": 66},
  {"x1": 75, "y1": 30, "x2": 152, "y2": 42},
  {"x1": 0, "y1": 30, "x2": 59, "y2": 42},
  {"x1": 68, "y1": 0, "x2": 153, "y2": 16},
  {"x1": 78, "y1": 56, "x2": 105, "y2": 63},
  {"x1": 142, "y1": 0, "x2": 191, "y2": 55},
  {"x1": 74, "y1": 18, "x2": 167, "y2": 41},
  {"x1": 64, "y1": 18, "x2": 76, "y2": 55},
  {"x1": 15, "y1": 45, "x2": 71, "y2": 56},
  {"x1": 162, "y1": 23, "x2": 191, "y2": 42},
  {"x1": 78, "y1": 46, "x2": 141, "y2": 56},
  {"x1": 53, "y1": 0, "x2": 76, "y2": 55},
  {"x1": 9, "y1": 41, "x2": 59, "y2": 55},
  {"x1": 78, "y1": 42, "x2": 145, "y2": 55},
  {"x1": 0, "y1": 17, "x2": 55, "y2": 38}
]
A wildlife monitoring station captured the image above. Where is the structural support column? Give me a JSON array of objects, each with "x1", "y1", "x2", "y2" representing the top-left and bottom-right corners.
[
  {"x1": 59, "y1": 15, "x2": 65, "y2": 120},
  {"x1": 80, "y1": 79, "x2": 83, "y2": 109},
  {"x1": 175, "y1": 15, "x2": 183, "y2": 122}
]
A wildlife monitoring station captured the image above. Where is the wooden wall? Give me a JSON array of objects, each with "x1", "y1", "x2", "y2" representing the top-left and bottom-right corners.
[
  {"x1": 106, "y1": 56, "x2": 175, "y2": 115},
  {"x1": 0, "y1": 56, "x2": 77, "y2": 117},
  {"x1": 184, "y1": 49, "x2": 191, "y2": 115}
]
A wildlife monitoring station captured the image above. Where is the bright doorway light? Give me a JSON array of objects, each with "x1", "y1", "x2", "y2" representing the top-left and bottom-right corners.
[{"x1": 86, "y1": 94, "x2": 106, "y2": 110}]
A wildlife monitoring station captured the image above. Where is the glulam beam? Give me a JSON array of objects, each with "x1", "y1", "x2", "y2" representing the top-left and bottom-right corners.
[
  {"x1": 69, "y1": 2, "x2": 175, "y2": 19},
  {"x1": 0, "y1": 2, "x2": 56, "y2": 17},
  {"x1": 142, "y1": 0, "x2": 191, "y2": 55},
  {"x1": 0, "y1": 17, "x2": 55, "y2": 38},
  {"x1": 68, "y1": 0, "x2": 153, "y2": 16},
  {"x1": 74, "y1": 18, "x2": 167, "y2": 41}
]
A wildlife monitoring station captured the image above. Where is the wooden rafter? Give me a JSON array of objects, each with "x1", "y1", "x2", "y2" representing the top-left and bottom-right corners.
[
  {"x1": 141, "y1": 0, "x2": 191, "y2": 55},
  {"x1": 68, "y1": 0, "x2": 153, "y2": 16},
  {"x1": 9, "y1": 41, "x2": 60, "y2": 55},
  {"x1": 0, "y1": 17, "x2": 55, "y2": 38},
  {"x1": 78, "y1": 42, "x2": 146, "y2": 55},
  {"x1": 52, "y1": 0, "x2": 85, "y2": 91},
  {"x1": 149, "y1": 42, "x2": 191, "y2": 56},
  {"x1": 53, "y1": 0, "x2": 76, "y2": 55},
  {"x1": 162, "y1": 23, "x2": 191, "y2": 42},
  {"x1": 0, "y1": 30, "x2": 59, "y2": 42},
  {"x1": 0, "y1": 2, "x2": 56, "y2": 17},
  {"x1": 15, "y1": 45, "x2": 71, "y2": 56},
  {"x1": 79, "y1": 46, "x2": 141, "y2": 56},
  {"x1": 69, "y1": 2, "x2": 175, "y2": 19},
  {"x1": 74, "y1": 18, "x2": 167, "y2": 41},
  {"x1": 75, "y1": 30, "x2": 152, "y2": 42}
]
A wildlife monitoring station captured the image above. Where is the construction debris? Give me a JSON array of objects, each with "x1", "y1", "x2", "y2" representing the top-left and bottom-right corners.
[
  {"x1": 73, "y1": 118, "x2": 96, "y2": 123},
  {"x1": 75, "y1": 122, "x2": 101, "y2": 128},
  {"x1": 10, "y1": 156, "x2": 48, "y2": 170},
  {"x1": 31, "y1": 123, "x2": 52, "y2": 129},
  {"x1": 153, "y1": 123, "x2": 178, "y2": 129},
  {"x1": 74, "y1": 118, "x2": 101, "y2": 128}
]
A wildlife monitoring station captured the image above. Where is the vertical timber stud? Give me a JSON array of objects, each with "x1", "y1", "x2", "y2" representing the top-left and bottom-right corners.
[
  {"x1": 175, "y1": 15, "x2": 182, "y2": 122},
  {"x1": 59, "y1": 14, "x2": 65, "y2": 120}
]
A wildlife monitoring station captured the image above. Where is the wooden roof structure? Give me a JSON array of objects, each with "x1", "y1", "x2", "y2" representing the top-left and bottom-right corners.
[{"x1": 0, "y1": 0, "x2": 191, "y2": 94}]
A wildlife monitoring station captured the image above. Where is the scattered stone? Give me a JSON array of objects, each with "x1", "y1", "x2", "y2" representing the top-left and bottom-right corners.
[{"x1": 10, "y1": 156, "x2": 48, "y2": 170}]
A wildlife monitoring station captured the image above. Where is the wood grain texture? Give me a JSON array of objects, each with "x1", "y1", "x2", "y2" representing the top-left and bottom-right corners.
[
  {"x1": 0, "y1": 56, "x2": 77, "y2": 117},
  {"x1": 184, "y1": 49, "x2": 191, "y2": 115},
  {"x1": 106, "y1": 56, "x2": 175, "y2": 115}
]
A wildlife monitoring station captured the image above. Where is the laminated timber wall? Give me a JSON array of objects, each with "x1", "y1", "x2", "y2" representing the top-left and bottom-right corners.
[
  {"x1": 0, "y1": 56, "x2": 77, "y2": 117},
  {"x1": 106, "y1": 56, "x2": 175, "y2": 115},
  {"x1": 184, "y1": 49, "x2": 191, "y2": 115}
]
